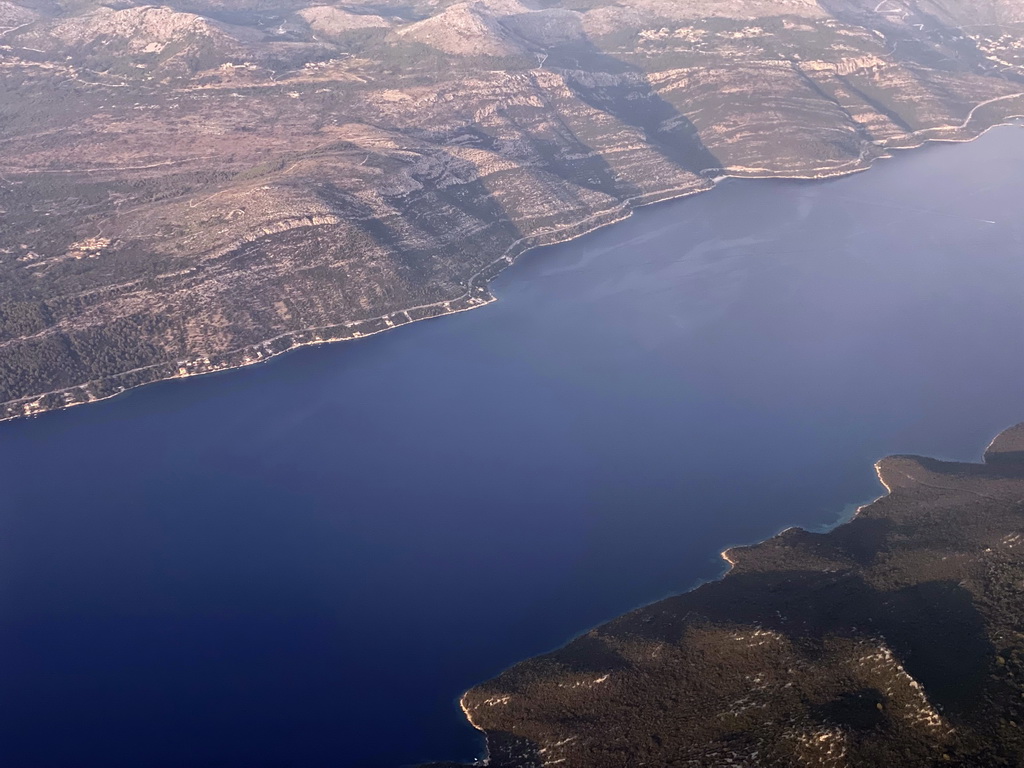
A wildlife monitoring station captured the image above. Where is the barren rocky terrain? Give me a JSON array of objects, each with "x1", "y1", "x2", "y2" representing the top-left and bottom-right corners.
[
  {"x1": 2, "y1": 0, "x2": 1024, "y2": 418},
  {"x1": 458, "y1": 423, "x2": 1024, "y2": 768}
]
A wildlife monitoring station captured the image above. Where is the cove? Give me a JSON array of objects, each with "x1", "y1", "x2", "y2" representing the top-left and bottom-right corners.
[{"x1": 2, "y1": 125, "x2": 1024, "y2": 768}]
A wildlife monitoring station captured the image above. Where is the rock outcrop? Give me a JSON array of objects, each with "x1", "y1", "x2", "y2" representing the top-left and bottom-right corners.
[{"x1": 1, "y1": 0, "x2": 1023, "y2": 420}]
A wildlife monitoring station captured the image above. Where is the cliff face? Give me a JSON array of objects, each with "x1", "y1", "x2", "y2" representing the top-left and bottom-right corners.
[
  {"x1": 460, "y1": 423, "x2": 1024, "y2": 768},
  {"x1": 1, "y1": 0, "x2": 1023, "y2": 418}
]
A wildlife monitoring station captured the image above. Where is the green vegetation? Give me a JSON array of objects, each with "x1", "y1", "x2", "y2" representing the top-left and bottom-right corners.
[
  {"x1": 461, "y1": 424, "x2": 1024, "y2": 768},
  {"x1": 1, "y1": 0, "x2": 1023, "y2": 420}
]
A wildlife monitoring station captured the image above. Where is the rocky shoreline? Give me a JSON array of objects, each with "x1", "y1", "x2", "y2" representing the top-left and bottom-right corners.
[
  {"x1": 456, "y1": 422, "x2": 1024, "y2": 767},
  {"x1": 4, "y1": 97, "x2": 1021, "y2": 425}
]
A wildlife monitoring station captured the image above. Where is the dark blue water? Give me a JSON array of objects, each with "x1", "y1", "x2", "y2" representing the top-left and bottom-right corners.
[{"x1": 3, "y1": 125, "x2": 1024, "y2": 768}]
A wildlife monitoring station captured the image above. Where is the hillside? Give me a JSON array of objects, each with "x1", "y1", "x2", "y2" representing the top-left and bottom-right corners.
[
  {"x1": 1, "y1": 0, "x2": 1024, "y2": 419},
  {"x1": 459, "y1": 423, "x2": 1024, "y2": 768}
]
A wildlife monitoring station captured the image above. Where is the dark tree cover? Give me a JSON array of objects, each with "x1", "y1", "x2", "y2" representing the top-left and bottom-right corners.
[{"x1": 461, "y1": 423, "x2": 1024, "y2": 768}]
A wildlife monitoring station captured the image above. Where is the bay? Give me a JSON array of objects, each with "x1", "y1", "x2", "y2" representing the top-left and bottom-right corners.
[{"x1": 2, "y1": 125, "x2": 1024, "y2": 767}]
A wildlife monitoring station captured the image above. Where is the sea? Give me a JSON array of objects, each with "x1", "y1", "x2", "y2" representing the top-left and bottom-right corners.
[{"x1": 2, "y1": 124, "x2": 1024, "y2": 767}]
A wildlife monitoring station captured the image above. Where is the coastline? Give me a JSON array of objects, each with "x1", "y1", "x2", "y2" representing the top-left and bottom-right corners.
[
  {"x1": 720, "y1": 460, "x2": 896, "y2": 572},
  {"x1": 454, "y1": 457, "x2": 901, "y2": 767},
  {"x1": 3, "y1": 94, "x2": 1023, "y2": 425},
  {"x1": 458, "y1": 422, "x2": 1024, "y2": 767}
]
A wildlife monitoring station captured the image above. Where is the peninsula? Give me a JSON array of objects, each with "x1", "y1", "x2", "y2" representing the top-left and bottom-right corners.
[
  {"x1": 456, "y1": 422, "x2": 1024, "y2": 767},
  {"x1": 2, "y1": 0, "x2": 1024, "y2": 419}
]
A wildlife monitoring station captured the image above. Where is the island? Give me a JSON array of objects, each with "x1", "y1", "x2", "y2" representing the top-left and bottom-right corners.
[
  {"x1": 453, "y1": 422, "x2": 1024, "y2": 767},
  {"x1": 2, "y1": 0, "x2": 1024, "y2": 420}
]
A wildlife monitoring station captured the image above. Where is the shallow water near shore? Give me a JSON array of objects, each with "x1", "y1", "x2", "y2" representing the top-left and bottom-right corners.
[{"x1": 3, "y1": 125, "x2": 1024, "y2": 768}]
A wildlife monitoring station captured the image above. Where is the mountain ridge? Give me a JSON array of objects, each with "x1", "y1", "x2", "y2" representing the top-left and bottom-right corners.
[{"x1": 1, "y1": 0, "x2": 1023, "y2": 420}]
